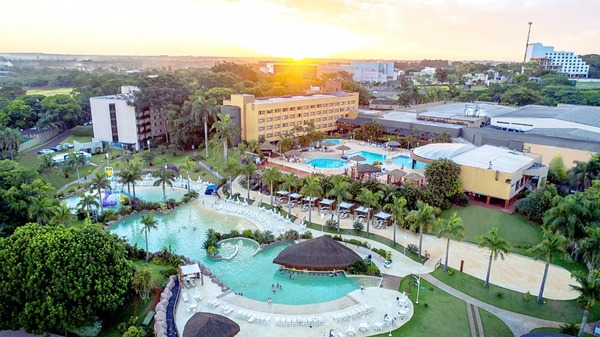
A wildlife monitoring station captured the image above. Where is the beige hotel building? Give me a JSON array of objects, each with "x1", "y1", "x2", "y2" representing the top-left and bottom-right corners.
[{"x1": 222, "y1": 93, "x2": 359, "y2": 142}]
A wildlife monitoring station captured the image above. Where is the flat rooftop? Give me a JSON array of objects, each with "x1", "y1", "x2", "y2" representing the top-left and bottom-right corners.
[
  {"x1": 91, "y1": 93, "x2": 134, "y2": 101},
  {"x1": 251, "y1": 92, "x2": 351, "y2": 105},
  {"x1": 376, "y1": 110, "x2": 463, "y2": 129},
  {"x1": 451, "y1": 144, "x2": 534, "y2": 173},
  {"x1": 410, "y1": 102, "x2": 517, "y2": 119}
]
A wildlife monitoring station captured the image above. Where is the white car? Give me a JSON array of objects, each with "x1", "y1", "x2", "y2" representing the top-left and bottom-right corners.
[{"x1": 37, "y1": 149, "x2": 55, "y2": 155}]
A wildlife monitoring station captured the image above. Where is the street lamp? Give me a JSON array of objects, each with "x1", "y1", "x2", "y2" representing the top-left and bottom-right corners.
[
  {"x1": 415, "y1": 274, "x2": 421, "y2": 304},
  {"x1": 105, "y1": 152, "x2": 109, "y2": 167},
  {"x1": 147, "y1": 139, "x2": 151, "y2": 151}
]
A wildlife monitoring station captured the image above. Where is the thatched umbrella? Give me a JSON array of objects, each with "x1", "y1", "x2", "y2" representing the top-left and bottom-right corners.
[
  {"x1": 284, "y1": 149, "x2": 302, "y2": 157},
  {"x1": 348, "y1": 154, "x2": 365, "y2": 166},
  {"x1": 321, "y1": 141, "x2": 336, "y2": 148},
  {"x1": 260, "y1": 141, "x2": 277, "y2": 152},
  {"x1": 386, "y1": 140, "x2": 401, "y2": 147},
  {"x1": 405, "y1": 172, "x2": 424, "y2": 181},
  {"x1": 183, "y1": 312, "x2": 240, "y2": 337},
  {"x1": 336, "y1": 145, "x2": 351, "y2": 156},
  {"x1": 387, "y1": 168, "x2": 407, "y2": 183},
  {"x1": 356, "y1": 163, "x2": 381, "y2": 175},
  {"x1": 273, "y1": 236, "x2": 361, "y2": 271}
]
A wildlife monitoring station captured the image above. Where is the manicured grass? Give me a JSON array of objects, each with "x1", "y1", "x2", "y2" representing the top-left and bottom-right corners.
[
  {"x1": 478, "y1": 307, "x2": 513, "y2": 337},
  {"x1": 16, "y1": 154, "x2": 95, "y2": 189},
  {"x1": 431, "y1": 267, "x2": 599, "y2": 323},
  {"x1": 132, "y1": 260, "x2": 173, "y2": 287},
  {"x1": 60, "y1": 135, "x2": 95, "y2": 146},
  {"x1": 26, "y1": 87, "x2": 74, "y2": 96},
  {"x1": 438, "y1": 205, "x2": 542, "y2": 252},
  {"x1": 530, "y1": 327, "x2": 593, "y2": 337}
]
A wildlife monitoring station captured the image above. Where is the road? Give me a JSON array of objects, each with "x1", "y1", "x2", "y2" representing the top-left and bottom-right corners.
[{"x1": 23, "y1": 130, "x2": 72, "y2": 156}]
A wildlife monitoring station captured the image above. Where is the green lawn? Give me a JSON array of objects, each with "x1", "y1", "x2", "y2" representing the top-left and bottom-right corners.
[
  {"x1": 16, "y1": 154, "x2": 95, "y2": 189},
  {"x1": 26, "y1": 87, "x2": 74, "y2": 96},
  {"x1": 373, "y1": 277, "x2": 511, "y2": 337},
  {"x1": 439, "y1": 205, "x2": 542, "y2": 253},
  {"x1": 132, "y1": 259, "x2": 173, "y2": 287},
  {"x1": 431, "y1": 267, "x2": 598, "y2": 323},
  {"x1": 530, "y1": 327, "x2": 593, "y2": 337}
]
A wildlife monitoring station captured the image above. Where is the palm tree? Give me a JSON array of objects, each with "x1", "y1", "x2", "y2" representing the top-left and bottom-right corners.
[
  {"x1": 153, "y1": 164, "x2": 176, "y2": 203},
  {"x1": 436, "y1": 212, "x2": 464, "y2": 271},
  {"x1": 580, "y1": 226, "x2": 600, "y2": 276},
  {"x1": 211, "y1": 113, "x2": 239, "y2": 162},
  {"x1": 28, "y1": 197, "x2": 58, "y2": 226},
  {"x1": 66, "y1": 152, "x2": 86, "y2": 185},
  {"x1": 223, "y1": 158, "x2": 242, "y2": 196},
  {"x1": 77, "y1": 194, "x2": 99, "y2": 219},
  {"x1": 570, "y1": 271, "x2": 600, "y2": 337},
  {"x1": 140, "y1": 212, "x2": 159, "y2": 262},
  {"x1": 406, "y1": 200, "x2": 438, "y2": 259},
  {"x1": 529, "y1": 227, "x2": 568, "y2": 303},
  {"x1": 384, "y1": 195, "x2": 408, "y2": 247},
  {"x1": 192, "y1": 96, "x2": 218, "y2": 158},
  {"x1": 51, "y1": 201, "x2": 75, "y2": 227},
  {"x1": 356, "y1": 188, "x2": 382, "y2": 236},
  {"x1": 477, "y1": 227, "x2": 511, "y2": 288},
  {"x1": 37, "y1": 154, "x2": 54, "y2": 177},
  {"x1": 239, "y1": 161, "x2": 257, "y2": 201},
  {"x1": 280, "y1": 173, "x2": 298, "y2": 215},
  {"x1": 89, "y1": 171, "x2": 111, "y2": 214},
  {"x1": 569, "y1": 155, "x2": 600, "y2": 192},
  {"x1": 182, "y1": 157, "x2": 196, "y2": 192},
  {"x1": 300, "y1": 176, "x2": 323, "y2": 225},
  {"x1": 327, "y1": 176, "x2": 352, "y2": 232},
  {"x1": 116, "y1": 160, "x2": 143, "y2": 198},
  {"x1": 262, "y1": 166, "x2": 283, "y2": 207},
  {"x1": 378, "y1": 184, "x2": 397, "y2": 206}
]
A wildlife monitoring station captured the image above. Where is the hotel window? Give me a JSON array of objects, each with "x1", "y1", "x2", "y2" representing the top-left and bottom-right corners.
[
  {"x1": 310, "y1": 105, "x2": 315, "y2": 108},
  {"x1": 258, "y1": 126, "x2": 265, "y2": 131},
  {"x1": 283, "y1": 108, "x2": 288, "y2": 112},
  {"x1": 275, "y1": 132, "x2": 280, "y2": 136},
  {"x1": 328, "y1": 116, "x2": 333, "y2": 120},
  {"x1": 267, "y1": 133, "x2": 273, "y2": 138},
  {"x1": 266, "y1": 117, "x2": 273, "y2": 122},
  {"x1": 259, "y1": 110, "x2": 265, "y2": 115},
  {"x1": 316, "y1": 111, "x2": 321, "y2": 115},
  {"x1": 310, "y1": 119, "x2": 315, "y2": 123},
  {"x1": 267, "y1": 109, "x2": 273, "y2": 114},
  {"x1": 275, "y1": 116, "x2": 280, "y2": 121},
  {"x1": 290, "y1": 107, "x2": 296, "y2": 111},
  {"x1": 275, "y1": 108, "x2": 281, "y2": 112},
  {"x1": 290, "y1": 121, "x2": 295, "y2": 126},
  {"x1": 322, "y1": 123, "x2": 327, "y2": 128},
  {"x1": 275, "y1": 124, "x2": 280, "y2": 129},
  {"x1": 282, "y1": 115, "x2": 288, "y2": 120},
  {"x1": 316, "y1": 118, "x2": 321, "y2": 122},
  {"x1": 303, "y1": 105, "x2": 309, "y2": 109},
  {"x1": 310, "y1": 112, "x2": 315, "y2": 116},
  {"x1": 258, "y1": 118, "x2": 264, "y2": 123},
  {"x1": 328, "y1": 103, "x2": 333, "y2": 106},
  {"x1": 316, "y1": 125, "x2": 321, "y2": 129},
  {"x1": 329, "y1": 109, "x2": 333, "y2": 113},
  {"x1": 334, "y1": 109, "x2": 339, "y2": 112},
  {"x1": 297, "y1": 106, "x2": 302, "y2": 110},
  {"x1": 317, "y1": 104, "x2": 322, "y2": 108},
  {"x1": 297, "y1": 113, "x2": 302, "y2": 118},
  {"x1": 267, "y1": 125, "x2": 272, "y2": 130},
  {"x1": 303, "y1": 113, "x2": 308, "y2": 117},
  {"x1": 282, "y1": 131, "x2": 288, "y2": 135},
  {"x1": 335, "y1": 102, "x2": 339, "y2": 105},
  {"x1": 282, "y1": 123, "x2": 287, "y2": 127},
  {"x1": 328, "y1": 123, "x2": 333, "y2": 127},
  {"x1": 289, "y1": 114, "x2": 295, "y2": 119}
]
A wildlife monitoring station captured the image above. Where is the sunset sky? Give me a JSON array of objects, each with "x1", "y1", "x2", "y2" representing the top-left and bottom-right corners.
[{"x1": 2, "y1": 0, "x2": 599, "y2": 61}]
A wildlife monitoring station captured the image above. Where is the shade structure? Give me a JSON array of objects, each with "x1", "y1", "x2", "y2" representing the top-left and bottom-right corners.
[
  {"x1": 277, "y1": 190, "x2": 290, "y2": 196},
  {"x1": 387, "y1": 169, "x2": 407, "y2": 178},
  {"x1": 348, "y1": 154, "x2": 366, "y2": 162},
  {"x1": 386, "y1": 140, "x2": 401, "y2": 147},
  {"x1": 405, "y1": 172, "x2": 424, "y2": 181},
  {"x1": 374, "y1": 211, "x2": 392, "y2": 220},
  {"x1": 273, "y1": 236, "x2": 361, "y2": 271},
  {"x1": 321, "y1": 141, "x2": 336, "y2": 147},
  {"x1": 260, "y1": 141, "x2": 277, "y2": 152},
  {"x1": 183, "y1": 312, "x2": 240, "y2": 337},
  {"x1": 356, "y1": 163, "x2": 381, "y2": 174},
  {"x1": 284, "y1": 149, "x2": 302, "y2": 157},
  {"x1": 336, "y1": 145, "x2": 351, "y2": 156}
]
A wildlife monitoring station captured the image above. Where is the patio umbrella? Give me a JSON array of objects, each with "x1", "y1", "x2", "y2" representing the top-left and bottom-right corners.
[
  {"x1": 321, "y1": 141, "x2": 336, "y2": 147},
  {"x1": 336, "y1": 145, "x2": 351, "y2": 156},
  {"x1": 260, "y1": 141, "x2": 277, "y2": 152},
  {"x1": 348, "y1": 154, "x2": 366, "y2": 175},
  {"x1": 387, "y1": 168, "x2": 407, "y2": 183},
  {"x1": 386, "y1": 140, "x2": 401, "y2": 147},
  {"x1": 405, "y1": 172, "x2": 424, "y2": 181},
  {"x1": 284, "y1": 149, "x2": 302, "y2": 157},
  {"x1": 356, "y1": 163, "x2": 381, "y2": 175},
  {"x1": 183, "y1": 312, "x2": 240, "y2": 337}
]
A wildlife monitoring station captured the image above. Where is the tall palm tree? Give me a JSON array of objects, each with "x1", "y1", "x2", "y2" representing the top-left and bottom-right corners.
[
  {"x1": 569, "y1": 155, "x2": 600, "y2": 192},
  {"x1": 211, "y1": 113, "x2": 239, "y2": 162},
  {"x1": 327, "y1": 176, "x2": 352, "y2": 232},
  {"x1": 378, "y1": 184, "x2": 397, "y2": 206},
  {"x1": 384, "y1": 195, "x2": 408, "y2": 247},
  {"x1": 223, "y1": 158, "x2": 242, "y2": 196},
  {"x1": 406, "y1": 200, "x2": 438, "y2": 259},
  {"x1": 182, "y1": 157, "x2": 196, "y2": 193},
  {"x1": 436, "y1": 212, "x2": 464, "y2": 271},
  {"x1": 570, "y1": 271, "x2": 600, "y2": 337},
  {"x1": 580, "y1": 226, "x2": 600, "y2": 276},
  {"x1": 28, "y1": 197, "x2": 58, "y2": 226},
  {"x1": 192, "y1": 96, "x2": 218, "y2": 158},
  {"x1": 37, "y1": 154, "x2": 54, "y2": 177},
  {"x1": 240, "y1": 161, "x2": 257, "y2": 201},
  {"x1": 300, "y1": 176, "x2": 323, "y2": 225},
  {"x1": 356, "y1": 188, "x2": 382, "y2": 236},
  {"x1": 66, "y1": 152, "x2": 86, "y2": 185},
  {"x1": 262, "y1": 166, "x2": 283, "y2": 207},
  {"x1": 51, "y1": 201, "x2": 76, "y2": 227},
  {"x1": 140, "y1": 212, "x2": 159, "y2": 262},
  {"x1": 477, "y1": 227, "x2": 511, "y2": 288},
  {"x1": 116, "y1": 160, "x2": 143, "y2": 198},
  {"x1": 280, "y1": 173, "x2": 298, "y2": 215},
  {"x1": 529, "y1": 227, "x2": 568, "y2": 303},
  {"x1": 153, "y1": 164, "x2": 176, "y2": 204},
  {"x1": 89, "y1": 171, "x2": 111, "y2": 214},
  {"x1": 77, "y1": 194, "x2": 99, "y2": 219}
]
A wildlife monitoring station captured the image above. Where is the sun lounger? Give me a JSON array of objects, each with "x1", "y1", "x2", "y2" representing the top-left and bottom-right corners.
[{"x1": 182, "y1": 292, "x2": 189, "y2": 302}]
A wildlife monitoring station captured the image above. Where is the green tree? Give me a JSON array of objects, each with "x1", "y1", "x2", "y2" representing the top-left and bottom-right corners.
[
  {"x1": 579, "y1": 226, "x2": 600, "y2": 276},
  {"x1": 116, "y1": 160, "x2": 143, "y2": 198},
  {"x1": 436, "y1": 212, "x2": 464, "y2": 271},
  {"x1": 327, "y1": 176, "x2": 352, "y2": 232},
  {"x1": 140, "y1": 212, "x2": 159, "y2": 262},
  {"x1": 1, "y1": 99, "x2": 35, "y2": 129},
  {"x1": 424, "y1": 158, "x2": 462, "y2": 207},
  {"x1": 141, "y1": 150, "x2": 155, "y2": 166},
  {"x1": 515, "y1": 183, "x2": 559, "y2": 223},
  {"x1": 77, "y1": 194, "x2": 99, "y2": 220},
  {"x1": 0, "y1": 224, "x2": 132, "y2": 335},
  {"x1": 182, "y1": 157, "x2": 196, "y2": 192},
  {"x1": 384, "y1": 195, "x2": 408, "y2": 247},
  {"x1": 132, "y1": 267, "x2": 152, "y2": 300},
  {"x1": 569, "y1": 155, "x2": 600, "y2": 192},
  {"x1": 240, "y1": 160, "x2": 257, "y2": 201},
  {"x1": 37, "y1": 153, "x2": 54, "y2": 177},
  {"x1": 89, "y1": 171, "x2": 110, "y2": 214},
  {"x1": 51, "y1": 202, "x2": 75, "y2": 227},
  {"x1": 407, "y1": 200, "x2": 438, "y2": 259},
  {"x1": 38, "y1": 94, "x2": 84, "y2": 130},
  {"x1": 0, "y1": 127, "x2": 22, "y2": 160},
  {"x1": 300, "y1": 176, "x2": 323, "y2": 225},
  {"x1": 477, "y1": 227, "x2": 511, "y2": 288},
  {"x1": 211, "y1": 113, "x2": 239, "y2": 162},
  {"x1": 0, "y1": 83, "x2": 26, "y2": 100},
  {"x1": 28, "y1": 197, "x2": 58, "y2": 226},
  {"x1": 122, "y1": 326, "x2": 145, "y2": 337},
  {"x1": 356, "y1": 187, "x2": 382, "y2": 236},
  {"x1": 529, "y1": 227, "x2": 568, "y2": 303},
  {"x1": 153, "y1": 164, "x2": 176, "y2": 204},
  {"x1": 66, "y1": 152, "x2": 87, "y2": 185},
  {"x1": 262, "y1": 166, "x2": 283, "y2": 207},
  {"x1": 192, "y1": 96, "x2": 218, "y2": 158},
  {"x1": 280, "y1": 172, "x2": 298, "y2": 215},
  {"x1": 570, "y1": 271, "x2": 600, "y2": 337}
]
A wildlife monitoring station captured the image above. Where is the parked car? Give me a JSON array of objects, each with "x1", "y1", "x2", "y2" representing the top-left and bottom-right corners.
[
  {"x1": 49, "y1": 145, "x2": 63, "y2": 152},
  {"x1": 63, "y1": 143, "x2": 74, "y2": 149},
  {"x1": 37, "y1": 149, "x2": 55, "y2": 155}
]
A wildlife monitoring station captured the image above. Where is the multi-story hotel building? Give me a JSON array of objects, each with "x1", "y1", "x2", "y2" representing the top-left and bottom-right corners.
[
  {"x1": 222, "y1": 93, "x2": 359, "y2": 142},
  {"x1": 525, "y1": 43, "x2": 589, "y2": 78},
  {"x1": 90, "y1": 86, "x2": 167, "y2": 150}
]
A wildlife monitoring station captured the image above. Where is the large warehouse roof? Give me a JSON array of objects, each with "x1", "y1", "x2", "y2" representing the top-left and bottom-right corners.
[{"x1": 451, "y1": 145, "x2": 535, "y2": 173}]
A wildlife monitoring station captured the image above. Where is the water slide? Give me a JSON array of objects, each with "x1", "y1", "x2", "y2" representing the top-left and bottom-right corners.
[{"x1": 102, "y1": 190, "x2": 118, "y2": 207}]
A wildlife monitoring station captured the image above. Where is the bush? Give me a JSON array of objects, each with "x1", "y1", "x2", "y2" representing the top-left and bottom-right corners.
[
  {"x1": 407, "y1": 243, "x2": 418, "y2": 253},
  {"x1": 159, "y1": 266, "x2": 179, "y2": 278},
  {"x1": 301, "y1": 231, "x2": 313, "y2": 239},
  {"x1": 326, "y1": 219, "x2": 337, "y2": 230},
  {"x1": 423, "y1": 303, "x2": 428, "y2": 308},
  {"x1": 523, "y1": 291, "x2": 532, "y2": 302},
  {"x1": 447, "y1": 270, "x2": 454, "y2": 276},
  {"x1": 452, "y1": 193, "x2": 470, "y2": 207},
  {"x1": 71, "y1": 125, "x2": 93, "y2": 137},
  {"x1": 559, "y1": 323, "x2": 580, "y2": 335},
  {"x1": 353, "y1": 220, "x2": 364, "y2": 233}
]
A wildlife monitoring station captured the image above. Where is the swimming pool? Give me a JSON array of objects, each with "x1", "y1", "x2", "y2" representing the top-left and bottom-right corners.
[
  {"x1": 62, "y1": 186, "x2": 188, "y2": 211},
  {"x1": 109, "y1": 205, "x2": 360, "y2": 304},
  {"x1": 305, "y1": 158, "x2": 347, "y2": 169},
  {"x1": 322, "y1": 139, "x2": 340, "y2": 145},
  {"x1": 349, "y1": 151, "x2": 427, "y2": 169}
]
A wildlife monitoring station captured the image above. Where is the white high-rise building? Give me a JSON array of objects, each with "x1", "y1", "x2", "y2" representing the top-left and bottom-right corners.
[
  {"x1": 525, "y1": 43, "x2": 589, "y2": 78},
  {"x1": 350, "y1": 62, "x2": 396, "y2": 83}
]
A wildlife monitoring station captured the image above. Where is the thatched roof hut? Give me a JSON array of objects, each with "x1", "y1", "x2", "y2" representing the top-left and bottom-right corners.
[
  {"x1": 183, "y1": 312, "x2": 240, "y2": 337},
  {"x1": 273, "y1": 237, "x2": 361, "y2": 271}
]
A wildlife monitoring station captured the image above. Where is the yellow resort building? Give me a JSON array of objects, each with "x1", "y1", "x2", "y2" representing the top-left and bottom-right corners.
[{"x1": 222, "y1": 93, "x2": 359, "y2": 143}]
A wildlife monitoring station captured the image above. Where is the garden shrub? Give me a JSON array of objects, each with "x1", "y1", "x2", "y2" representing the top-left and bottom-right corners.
[
  {"x1": 353, "y1": 220, "x2": 364, "y2": 233},
  {"x1": 408, "y1": 243, "x2": 418, "y2": 253},
  {"x1": 159, "y1": 266, "x2": 179, "y2": 278},
  {"x1": 71, "y1": 125, "x2": 93, "y2": 137},
  {"x1": 326, "y1": 219, "x2": 337, "y2": 230}
]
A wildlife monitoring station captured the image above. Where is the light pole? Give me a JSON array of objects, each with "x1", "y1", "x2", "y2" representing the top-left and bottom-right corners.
[
  {"x1": 147, "y1": 139, "x2": 151, "y2": 151},
  {"x1": 415, "y1": 274, "x2": 421, "y2": 304},
  {"x1": 105, "y1": 152, "x2": 110, "y2": 167}
]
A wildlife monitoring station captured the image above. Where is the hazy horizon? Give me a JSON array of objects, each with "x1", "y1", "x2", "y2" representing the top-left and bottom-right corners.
[{"x1": 2, "y1": 0, "x2": 599, "y2": 62}]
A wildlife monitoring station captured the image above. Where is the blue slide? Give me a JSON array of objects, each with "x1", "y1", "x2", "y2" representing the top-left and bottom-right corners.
[{"x1": 102, "y1": 190, "x2": 118, "y2": 207}]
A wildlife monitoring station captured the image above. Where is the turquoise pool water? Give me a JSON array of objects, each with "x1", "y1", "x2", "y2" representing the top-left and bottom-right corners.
[
  {"x1": 109, "y1": 204, "x2": 360, "y2": 304},
  {"x1": 349, "y1": 151, "x2": 427, "y2": 169},
  {"x1": 62, "y1": 186, "x2": 188, "y2": 211},
  {"x1": 323, "y1": 139, "x2": 340, "y2": 145},
  {"x1": 305, "y1": 158, "x2": 347, "y2": 169}
]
